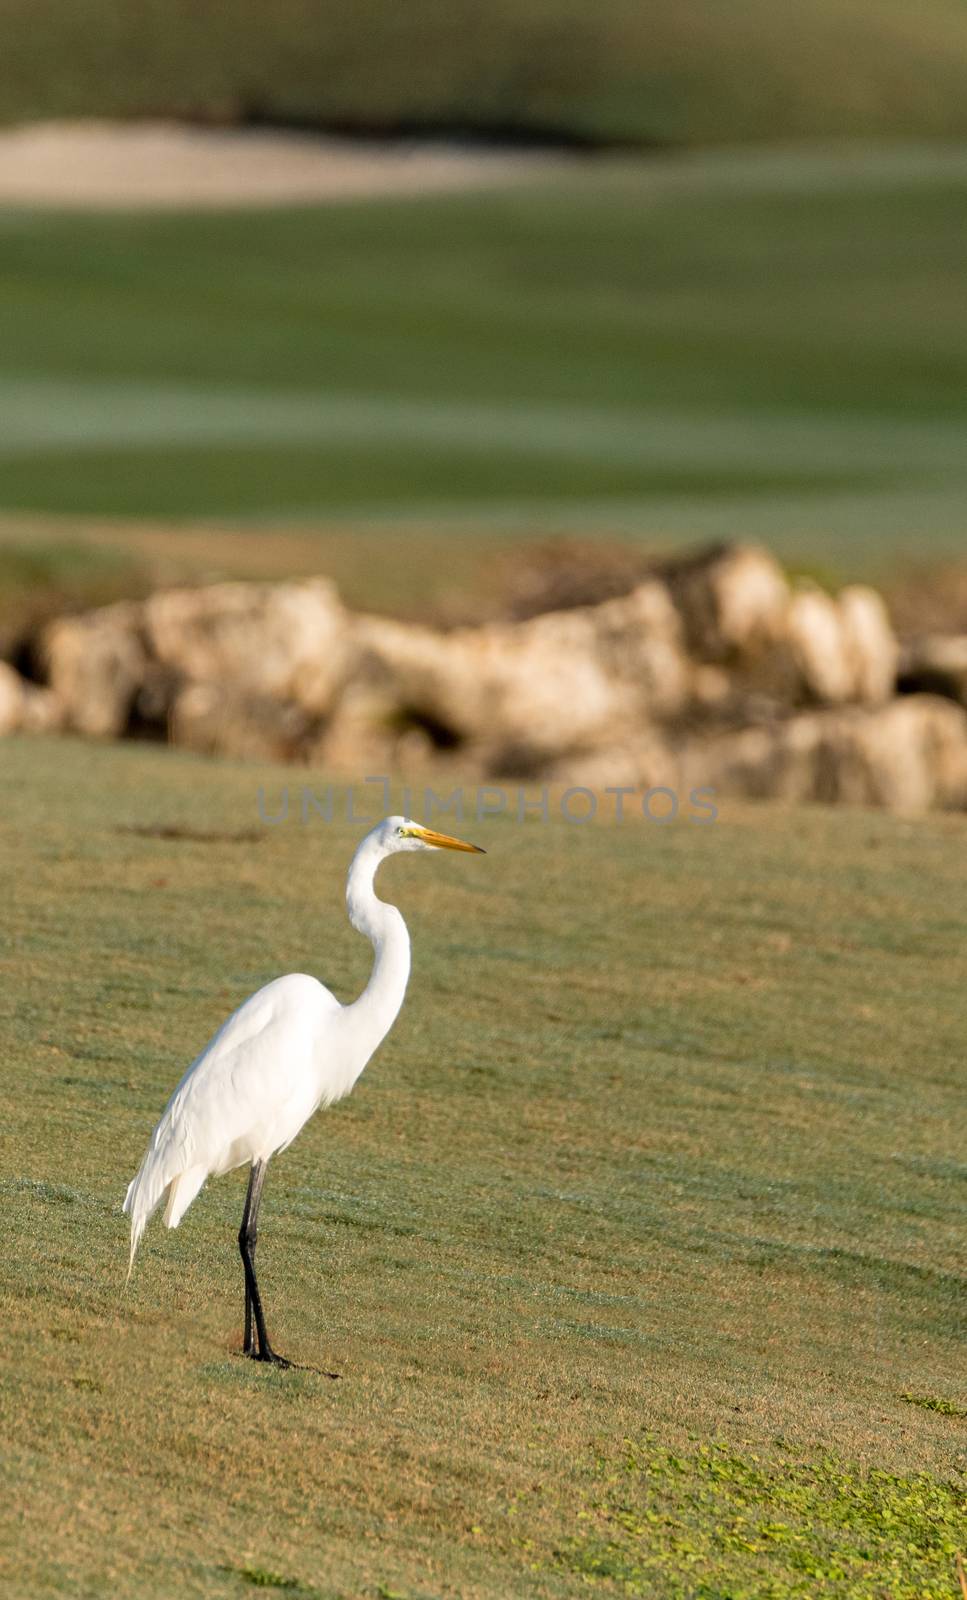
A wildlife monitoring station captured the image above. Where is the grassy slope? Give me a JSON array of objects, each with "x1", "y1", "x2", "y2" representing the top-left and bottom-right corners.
[
  {"x1": 5, "y1": 0, "x2": 967, "y2": 147},
  {"x1": 2, "y1": 147, "x2": 967, "y2": 582},
  {"x1": 0, "y1": 737, "x2": 964, "y2": 1598}
]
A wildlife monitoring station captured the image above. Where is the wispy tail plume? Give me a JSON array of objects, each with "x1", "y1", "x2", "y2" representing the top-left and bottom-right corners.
[{"x1": 122, "y1": 1155, "x2": 166, "y2": 1282}]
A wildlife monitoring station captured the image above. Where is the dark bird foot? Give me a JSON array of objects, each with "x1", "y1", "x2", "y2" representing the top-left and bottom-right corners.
[
  {"x1": 254, "y1": 1346, "x2": 292, "y2": 1370},
  {"x1": 239, "y1": 1343, "x2": 292, "y2": 1369}
]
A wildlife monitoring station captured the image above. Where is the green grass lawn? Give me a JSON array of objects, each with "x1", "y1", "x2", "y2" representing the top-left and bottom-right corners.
[
  {"x1": 2, "y1": 144, "x2": 967, "y2": 583},
  {"x1": 1, "y1": 736, "x2": 965, "y2": 1597}
]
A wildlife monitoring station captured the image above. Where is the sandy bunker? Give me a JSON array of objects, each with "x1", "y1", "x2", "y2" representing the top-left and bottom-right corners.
[{"x1": 0, "y1": 119, "x2": 556, "y2": 209}]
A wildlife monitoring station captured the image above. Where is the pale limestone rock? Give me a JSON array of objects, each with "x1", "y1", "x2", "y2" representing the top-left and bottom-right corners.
[
  {"x1": 343, "y1": 611, "x2": 630, "y2": 769},
  {"x1": 0, "y1": 661, "x2": 25, "y2": 733},
  {"x1": 663, "y1": 543, "x2": 790, "y2": 661},
  {"x1": 588, "y1": 580, "x2": 690, "y2": 719},
  {"x1": 144, "y1": 579, "x2": 349, "y2": 714},
  {"x1": 682, "y1": 695, "x2": 967, "y2": 814},
  {"x1": 19, "y1": 685, "x2": 65, "y2": 734},
  {"x1": 41, "y1": 601, "x2": 146, "y2": 737},
  {"x1": 538, "y1": 730, "x2": 679, "y2": 793},
  {"x1": 338, "y1": 580, "x2": 689, "y2": 775},
  {"x1": 309, "y1": 679, "x2": 404, "y2": 774},
  {"x1": 169, "y1": 681, "x2": 311, "y2": 763},
  {"x1": 783, "y1": 583, "x2": 898, "y2": 707},
  {"x1": 839, "y1": 585, "x2": 898, "y2": 704},
  {"x1": 785, "y1": 585, "x2": 855, "y2": 705}
]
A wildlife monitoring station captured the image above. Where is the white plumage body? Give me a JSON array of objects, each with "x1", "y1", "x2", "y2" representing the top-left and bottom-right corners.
[{"x1": 124, "y1": 974, "x2": 344, "y2": 1254}]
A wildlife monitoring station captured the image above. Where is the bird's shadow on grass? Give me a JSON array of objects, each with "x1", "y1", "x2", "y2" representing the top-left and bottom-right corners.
[{"x1": 199, "y1": 1358, "x2": 340, "y2": 1395}]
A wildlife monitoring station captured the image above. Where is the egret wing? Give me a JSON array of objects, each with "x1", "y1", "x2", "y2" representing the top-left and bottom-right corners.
[{"x1": 124, "y1": 973, "x2": 338, "y2": 1263}]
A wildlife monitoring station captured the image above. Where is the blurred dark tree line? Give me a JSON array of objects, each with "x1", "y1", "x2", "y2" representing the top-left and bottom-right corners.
[{"x1": 4, "y1": 0, "x2": 967, "y2": 147}]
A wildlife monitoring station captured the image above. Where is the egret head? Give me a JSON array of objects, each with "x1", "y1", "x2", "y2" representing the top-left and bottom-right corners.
[
  {"x1": 348, "y1": 814, "x2": 485, "y2": 935},
  {"x1": 380, "y1": 815, "x2": 485, "y2": 856}
]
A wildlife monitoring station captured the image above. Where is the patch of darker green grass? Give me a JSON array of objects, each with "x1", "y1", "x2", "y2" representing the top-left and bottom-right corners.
[
  {"x1": 549, "y1": 1437, "x2": 966, "y2": 1599},
  {"x1": 222, "y1": 1565, "x2": 315, "y2": 1593},
  {"x1": 900, "y1": 1392, "x2": 967, "y2": 1419}
]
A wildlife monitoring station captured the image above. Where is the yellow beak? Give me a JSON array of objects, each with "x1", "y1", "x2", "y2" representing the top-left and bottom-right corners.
[{"x1": 411, "y1": 825, "x2": 485, "y2": 854}]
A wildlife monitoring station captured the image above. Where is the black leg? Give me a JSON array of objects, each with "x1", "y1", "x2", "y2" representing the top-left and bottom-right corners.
[
  {"x1": 237, "y1": 1159, "x2": 290, "y2": 1368},
  {"x1": 239, "y1": 1163, "x2": 258, "y2": 1356}
]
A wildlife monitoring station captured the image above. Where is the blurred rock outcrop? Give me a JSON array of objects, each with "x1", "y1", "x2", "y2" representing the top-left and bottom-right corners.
[
  {"x1": 0, "y1": 660, "x2": 62, "y2": 736},
  {"x1": 144, "y1": 580, "x2": 349, "y2": 715},
  {"x1": 12, "y1": 540, "x2": 967, "y2": 815},
  {"x1": 43, "y1": 600, "x2": 146, "y2": 738},
  {"x1": 317, "y1": 579, "x2": 690, "y2": 776},
  {"x1": 0, "y1": 661, "x2": 25, "y2": 734},
  {"x1": 899, "y1": 634, "x2": 967, "y2": 707},
  {"x1": 783, "y1": 583, "x2": 897, "y2": 706},
  {"x1": 40, "y1": 579, "x2": 348, "y2": 753},
  {"x1": 661, "y1": 543, "x2": 789, "y2": 662},
  {"x1": 681, "y1": 695, "x2": 967, "y2": 814}
]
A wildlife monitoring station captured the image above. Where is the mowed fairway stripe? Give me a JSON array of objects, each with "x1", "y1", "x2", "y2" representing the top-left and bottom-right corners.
[
  {"x1": 7, "y1": 375, "x2": 967, "y2": 552},
  {"x1": 5, "y1": 375, "x2": 967, "y2": 475}
]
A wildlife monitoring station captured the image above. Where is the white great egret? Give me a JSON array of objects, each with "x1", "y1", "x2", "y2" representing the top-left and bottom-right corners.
[{"x1": 123, "y1": 815, "x2": 484, "y2": 1367}]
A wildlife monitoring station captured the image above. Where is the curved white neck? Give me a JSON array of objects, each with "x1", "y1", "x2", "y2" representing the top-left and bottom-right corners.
[{"x1": 342, "y1": 835, "x2": 412, "y2": 1068}]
